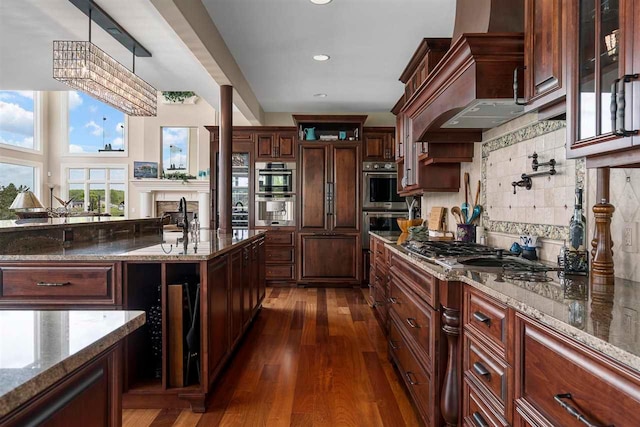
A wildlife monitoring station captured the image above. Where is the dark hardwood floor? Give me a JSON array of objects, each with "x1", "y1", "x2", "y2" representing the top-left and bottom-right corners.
[{"x1": 123, "y1": 287, "x2": 420, "y2": 426}]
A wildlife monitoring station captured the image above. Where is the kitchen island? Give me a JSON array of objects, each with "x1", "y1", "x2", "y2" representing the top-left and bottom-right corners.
[
  {"x1": 0, "y1": 228, "x2": 267, "y2": 412},
  {"x1": 0, "y1": 310, "x2": 145, "y2": 427},
  {"x1": 370, "y1": 231, "x2": 640, "y2": 427}
]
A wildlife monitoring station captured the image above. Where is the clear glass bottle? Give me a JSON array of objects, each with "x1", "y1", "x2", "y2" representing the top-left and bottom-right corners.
[{"x1": 569, "y1": 188, "x2": 586, "y2": 252}]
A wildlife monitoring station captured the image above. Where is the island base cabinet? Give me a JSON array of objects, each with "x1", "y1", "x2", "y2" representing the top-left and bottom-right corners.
[
  {"x1": 298, "y1": 233, "x2": 360, "y2": 284},
  {"x1": 515, "y1": 313, "x2": 640, "y2": 427},
  {"x1": 2, "y1": 344, "x2": 122, "y2": 427}
]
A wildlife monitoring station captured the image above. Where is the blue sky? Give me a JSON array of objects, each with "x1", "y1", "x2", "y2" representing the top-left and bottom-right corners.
[
  {"x1": 162, "y1": 127, "x2": 189, "y2": 173},
  {"x1": 0, "y1": 90, "x2": 34, "y2": 149},
  {"x1": 68, "y1": 91, "x2": 125, "y2": 153}
]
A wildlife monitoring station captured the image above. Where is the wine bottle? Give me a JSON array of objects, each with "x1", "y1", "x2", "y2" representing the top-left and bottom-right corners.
[{"x1": 569, "y1": 188, "x2": 586, "y2": 252}]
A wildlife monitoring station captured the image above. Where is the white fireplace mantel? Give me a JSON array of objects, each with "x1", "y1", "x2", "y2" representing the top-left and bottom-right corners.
[{"x1": 131, "y1": 179, "x2": 211, "y2": 226}]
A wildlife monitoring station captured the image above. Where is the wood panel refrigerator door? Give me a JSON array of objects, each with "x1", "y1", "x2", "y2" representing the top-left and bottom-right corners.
[
  {"x1": 330, "y1": 144, "x2": 360, "y2": 232},
  {"x1": 207, "y1": 255, "x2": 229, "y2": 385},
  {"x1": 299, "y1": 144, "x2": 328, "y2": 231},
  {"x1": 299, "y1": 234, "x2": 359, "y2": 281}
]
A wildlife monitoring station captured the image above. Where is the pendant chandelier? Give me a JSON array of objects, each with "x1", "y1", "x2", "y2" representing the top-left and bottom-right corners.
[{"x1": 53, "y1": 0, "x2": 157, "y2": 116}]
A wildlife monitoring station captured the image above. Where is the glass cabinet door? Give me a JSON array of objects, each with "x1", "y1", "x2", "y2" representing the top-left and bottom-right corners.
[{"x1": 575, "y1": 0, "x2": 624, "y2": 144}]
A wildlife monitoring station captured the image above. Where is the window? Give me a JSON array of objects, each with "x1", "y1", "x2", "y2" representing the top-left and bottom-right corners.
[
  {"x1": 0, "y1": 160, "x2": 38, "y2": 220},
  {"x1": 161, "y1": 127, "x2": 191, "y2": 176},
  {"x1": 65, "y1": 166, "x2": 127, "y2": 216},
  {"x1": 67, "y1": 91, "x2": 126, "y2": 154},
  {"x1": 0, "y1": 91, "x2": 38, "y2": 151}
]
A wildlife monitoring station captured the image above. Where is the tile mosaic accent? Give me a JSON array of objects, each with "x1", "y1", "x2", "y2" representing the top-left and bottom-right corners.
[{"x1": 481, "y1": 120, "x2": 585, "y2": 241}]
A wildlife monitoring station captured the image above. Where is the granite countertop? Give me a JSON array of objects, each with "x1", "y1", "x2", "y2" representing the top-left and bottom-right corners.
[
  {"x1": 372, "y1": 232, "x2": 640, "y2": 373},
  {"x1": 0, "y1": 310, "x2": 145, "y2": 417},
  {"x1": 0, "y1": 216, "x2": 158, "y2": 232},
  {"x1": 0, "y1": 229, "x2": 266, "y2": 261},
  {"x1": 368, "y1": 231, "x2": 403, "y2": 245}
]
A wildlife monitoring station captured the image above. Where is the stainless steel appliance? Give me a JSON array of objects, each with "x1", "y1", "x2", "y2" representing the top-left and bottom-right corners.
[
  {"x1": 363, "y1": 162, "x2": 404, "y2": 210},
  {"x1": 362, "y1": 211, "x2": 405, "y2": 249},
  {"x1": 256, "y1": 162, "x2": 296, "y2": 195},
  {"x1": 255, "y1": 194, "x2": 295, "y2": 227}
]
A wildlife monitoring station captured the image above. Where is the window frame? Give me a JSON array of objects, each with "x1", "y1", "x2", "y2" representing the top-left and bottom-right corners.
[
  {"x1": 0, "y1": 155, "x2": 42, "y2": 199},
  {"x1": 61, "y1": 163, "x2": 128, "y2": 217},
  {"x1": 0, "y1": 91, "x2": 42, "y2": 154},
  {"x1": 62, "y1": 92, "x2": 129, "y2": 158}
]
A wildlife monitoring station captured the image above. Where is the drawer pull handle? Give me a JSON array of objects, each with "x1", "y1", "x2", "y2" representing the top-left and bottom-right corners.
[
  {"x1": 554, "y1": 394, "x2": 613, "y2": 427},
  {"x1": 37, "y1": 282, "x2": 71, "y2": 287},
  {"x1": 405, "y1": 371, "x2": 419, "y2": 385},
  {"x1": 473, "y1": 311, "x2": 491, "y2": 325},
  {"x1": 406, "y1": 318, "x2": 420, "y2": 328},
  {"x1": 389, "y1": 340, "x2": 399, "y2": 350},
  {"x1": 472, "y1": 412, "x2": 489, "y2": 427},
  {"x1": 387, "y1": 297, "x2": 397, "y2": 304},
  {"x1": 473, "y1": 362, "x2": 490, "y2": 378}
]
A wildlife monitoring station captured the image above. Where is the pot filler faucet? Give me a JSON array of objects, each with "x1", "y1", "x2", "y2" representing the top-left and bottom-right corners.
[{"x1": 177, "y1": 197, "x2": 190, "y2": 253}]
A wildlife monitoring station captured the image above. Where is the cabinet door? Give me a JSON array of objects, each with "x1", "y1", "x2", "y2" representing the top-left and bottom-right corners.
[
  {"x1": 331, "y1": 144, "x2": 360, "y2": 232},
  {"x1": 384, "y1": 133, "x2": 395, "y2": 160},
  {"x1": 363, "y1": 133, "x2": 385, "y2": 161},
  {"x1": 275, "y1": 132, "x2": 296, "y2": 159},
  {"x1": 207, "y1": 255, "x2": 229, "y2": 379},
  {"x1": 229, "y1": 249, "x2": 243, "y2": 347},
  {"x1": 299, "y1": 233, "x2": 359, "y2": 281},
  {"x1": 395, "y1": 115, "x2": 405, "y2": 160},
  {"x1": 256, "y1": 134, "x2": 275, "y2": 159},
  {"x1": 524, "y1": 0, "x2": 565, "y2": 106},
  {"x1": 299, "y1": 144, "x2": 328, "y2": 230},
  {"x1": 258, "y1": 238, "x2": 266, "y2": 303},
  {"x1": 242, "y1": 246, "x2": 252, "y2": 327}
]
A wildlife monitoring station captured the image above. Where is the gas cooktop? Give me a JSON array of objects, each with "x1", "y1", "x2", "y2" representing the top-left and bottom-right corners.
[{"x1": 402, "y1": 239, "x2": 559, "y2": 280}]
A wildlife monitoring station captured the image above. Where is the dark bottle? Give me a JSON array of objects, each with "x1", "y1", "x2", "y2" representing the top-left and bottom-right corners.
[{"x1": 569, "y1": 188, "x2": 586, "y2": 252}]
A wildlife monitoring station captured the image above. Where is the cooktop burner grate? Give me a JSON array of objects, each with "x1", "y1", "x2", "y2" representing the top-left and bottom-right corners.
[{"x1": 402, "y1": 240, "x2": 500, "y2": 258}]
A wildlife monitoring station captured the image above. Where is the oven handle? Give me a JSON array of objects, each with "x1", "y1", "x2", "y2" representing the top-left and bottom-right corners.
[
  {"x1": 364, "y1": 172, "x2": 396, "y2": 178},
  {"x1": 258, "y1": 170, "x2": 293, "y2": 175}
]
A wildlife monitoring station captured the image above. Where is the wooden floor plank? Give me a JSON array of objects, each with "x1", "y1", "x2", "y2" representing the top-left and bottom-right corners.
[{"x1": 125, "y1": 287, "x2": 419, "y2": 427}]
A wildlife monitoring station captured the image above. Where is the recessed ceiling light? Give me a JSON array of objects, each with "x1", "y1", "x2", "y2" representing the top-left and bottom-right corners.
[
  {"x1": 314, "y1": 93, "x2": 328, "y2": 98},
  {"x1": 310, "y1": 0, "x2": 332, "y2": 4},
  {"x1": 313, "y1": 54, "x2": 330, "y2": 61}
]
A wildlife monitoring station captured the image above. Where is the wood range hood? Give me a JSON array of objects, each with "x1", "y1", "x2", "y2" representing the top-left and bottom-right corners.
[{"x1": 405, "y1": 0, "x2": 526, "y2": 144}]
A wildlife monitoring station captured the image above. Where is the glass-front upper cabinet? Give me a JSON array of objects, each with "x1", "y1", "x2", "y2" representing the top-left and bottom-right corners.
[{"x1": 567, "y1": 0, "x2": 638, "y2": 160}]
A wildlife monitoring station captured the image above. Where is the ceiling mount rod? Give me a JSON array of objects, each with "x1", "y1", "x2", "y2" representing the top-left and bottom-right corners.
[{"x1": 68, "y1": 0, "x2": 152, "y2": 57}]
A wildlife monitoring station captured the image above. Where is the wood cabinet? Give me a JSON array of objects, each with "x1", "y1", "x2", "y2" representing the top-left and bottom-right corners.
[
  {"x1": 264, "y1": 230, "x2": 296, "y2": 283},
  {"x1": 298, "y1": 142, "x2": 361, "y2": 284},
  {"x1": 514, "y1": 313, "x2": 640, "y2": 427},
  {"x1": 206, "y1": 255, "x2": 230, "y2": 383},
  {"x1": 522, "y1": 0, "x2": 566, "y2": 113},
  {"x1": 363, "y1": 127, "x2": 395, "y2": 161},
  {"x1": 0, "y1": 262, "x2": 121, "y2": 307},
  {"x1": 1, "y1": 344, "x2": 123, "y2": 427},
  {"x1": 229, "y1": 249, "x2": 243, "y2": 348},
  {"x1": 368, "y1": 235, "x2": 390, "y2": 333},
  {"x1": 256, "y1": 131, "x2": 296, "y2": 161},
  {"x1": 566, "y1": 0, "x2": 640, "y2": 166}
]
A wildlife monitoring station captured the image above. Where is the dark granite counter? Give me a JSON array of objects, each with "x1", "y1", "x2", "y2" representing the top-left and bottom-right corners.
[
  {"x1": 0, "y1": 310, "x2": 145, "y2": 417},
  {"x1": 369, "y1": 232, "x2": 640, "y2": 373},
  {"x1": 0, "y1": 230, "x2": 265, "y2": 261},
  {"x1": 0, "y1": 216, "x2": 155, "y2": 232},
  {"x1": 368, "y1": 231, "x2": 403, "y2": 245}
]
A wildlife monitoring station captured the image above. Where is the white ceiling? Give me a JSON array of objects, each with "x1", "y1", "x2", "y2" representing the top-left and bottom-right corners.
[
  {"x1": 0, "y1": 0, "x2": 225, "y2": 112},
  {"x1": 202, "y1": 0, "x2": 456, "y2": 113}
]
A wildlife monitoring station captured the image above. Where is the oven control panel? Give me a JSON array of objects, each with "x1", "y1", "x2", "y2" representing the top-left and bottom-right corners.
[{"x1": 363, "y1": 162, "x2": 396, "y2": 171}]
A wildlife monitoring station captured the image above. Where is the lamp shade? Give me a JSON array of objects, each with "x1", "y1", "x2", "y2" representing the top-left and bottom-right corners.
[{"x1": 10, "y1": 191, "x2": 45, "y2": 210}]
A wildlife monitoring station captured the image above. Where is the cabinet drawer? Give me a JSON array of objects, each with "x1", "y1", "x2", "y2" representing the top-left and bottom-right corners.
[
  {"x1": 265, "y1": 264, "x2": 295, "y2": 280},
  {"x1": 389, "y1": 277, "x2": 435, "y2": 371},
  {"x1": 388, "y1": 320, "x2": 432, "y2": 425},
  {"x1": 464, "y1": 287, "x2": 509, "y2": 355},
  {"x1": 516, "y1": 315, "x2": 640, "y2": 427},
  {"x1": 390, "y1": 253, "x2": 436, "y2": 308},
  {"x1": 464, "y1": 332, "x2": 510, "y2": 417},
  {"x1": 0, "y1": 264, "x2": 116, "y2": 305},
  {"x1": 265, "y1": 231, "x2": 294, "y2": 246},
  {"x1": 463, "y1": 380, "x2": 509, "y2": 427},
  {"x1": 372, "y1": 284, "x2": 387, "y2": 323},
  {"x1": 265, "y1": 247, "x2": 294, "y2": 263}
]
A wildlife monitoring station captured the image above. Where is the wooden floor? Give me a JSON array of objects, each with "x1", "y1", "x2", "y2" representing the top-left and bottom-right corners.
[{"x1": 123, "y1": 287, "x2": 420, "y2": 427}]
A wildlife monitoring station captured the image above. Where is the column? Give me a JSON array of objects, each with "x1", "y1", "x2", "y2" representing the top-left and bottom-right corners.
[
  {"x1": 218, "y1": 85, "x2": 233, "y2": 234},
  {"x1": 139, "y1": 191, "x2": 153, "y2": 218},
  {"x1": 198, "y1": 191, "x2": 210, "y2": 230}
]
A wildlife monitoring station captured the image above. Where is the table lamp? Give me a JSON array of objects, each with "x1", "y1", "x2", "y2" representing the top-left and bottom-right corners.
[{"x1": 10, "y1": 190, "x2": 47, "y2": 219}]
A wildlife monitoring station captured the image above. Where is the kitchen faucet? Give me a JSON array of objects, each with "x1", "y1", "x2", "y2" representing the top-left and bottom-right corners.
[{"x1": 177, "y1": 197, "x2": 190, "y2": 253}]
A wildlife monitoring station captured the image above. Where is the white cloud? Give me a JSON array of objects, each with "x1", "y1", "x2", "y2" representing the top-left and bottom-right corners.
[
  {"x1": 89, "y1": 105, "x2": 98, "y2": 113},
  {"x1": 85, "y1": 120, "x2": 103, "y2": 137},
  {"x1": 0, "y1": 163, "x2": 34, "y2": 189},
  {"x1": 0, "y1": 92, "x2": 14, "y2": 100},
  {"x1": 69, "y1": 126, "x2": 74, "y2": 133},
  {"x1": 115, "y1": 122, "x2": 124, "y2": 132},
  {"x1": 69, "y1": 144, "x2": 85, "y2": 153},
  {"x1": 0, "y1": 135, "x2": 33, "y2": 149},
  {"x1": 162, "y1": 128, "x2": 189, "y2": 146},
  {"x1": 69, "y1": 91, "x2": 83, "y2": 110},
  {"x1": 111, "y1": 137, "x2": 124, "y2": 148},
  {"x1": 15, "y1": 91, "x2": 34, "y2": 100},
  {"x1": 0, "y1": 101, "x2": 34, "y2": 136}
]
